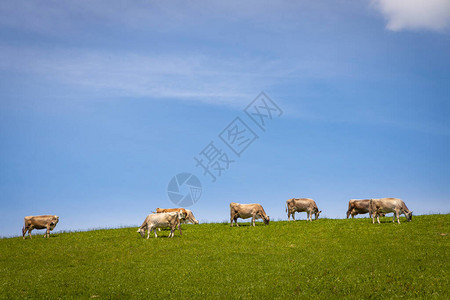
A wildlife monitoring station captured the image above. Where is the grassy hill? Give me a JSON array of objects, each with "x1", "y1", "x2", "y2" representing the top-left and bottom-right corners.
[{"x1": 1, "y1": 214, "x2": 449, "y2": 299}]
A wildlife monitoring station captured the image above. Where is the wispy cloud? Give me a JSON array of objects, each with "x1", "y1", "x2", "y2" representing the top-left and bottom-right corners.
[
  {"x1": 0, "y1": 45, "x2": 295, "y2": 106},
  {"x1": 371, "y1": 0, "x2": 450, "y2": 31}
]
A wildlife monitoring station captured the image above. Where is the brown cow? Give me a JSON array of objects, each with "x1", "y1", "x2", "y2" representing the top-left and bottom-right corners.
[
  {"x1": 22, "y1": 215, "x2": 59, "y2": 239},
  {"x1": 286, "y1": 198, "x2": 321, "y2": 221},
  {"x1": 369, "y1": 198, "x2": 413, "y2": 224},
  {"x1": 347, "y1": 199, "x2": 385, "y2": 219},
  {"x1": 230, "y1": 202, "x2": 270, "y2": 227}
]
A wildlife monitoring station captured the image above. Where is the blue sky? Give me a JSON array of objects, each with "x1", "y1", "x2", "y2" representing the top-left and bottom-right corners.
[{"x1": 1, "y1": 1, "x2": 449, "y2": 236}]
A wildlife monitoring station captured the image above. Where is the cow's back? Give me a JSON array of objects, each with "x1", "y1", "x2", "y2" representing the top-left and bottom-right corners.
[
  {"x1": 293, "y1": 198, "x2": 316, "y2": 210},
  {"x1": 373, "y1": 198, "x2": 401, "y2": 211}
]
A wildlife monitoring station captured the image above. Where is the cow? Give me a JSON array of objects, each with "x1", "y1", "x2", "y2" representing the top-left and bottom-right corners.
[
  {"x1": 156, "y1": 208, "x2": 199, "y2": 224},
  {"x1": 369, "y1": 198, "x2": 413, "y2": 224},
  {"x1": 286, "y1": 198, "x2": 321, "y2": 221},
  {"x1": 137, "y1": 212, "x2": 184, "y2": 239},
  {"x1": 155, "y1": 207, "x2": 197, "y2": 228},
  {"x1": 22, "y1": 215, "x2": 59, "y2": 239},
  {"x1": 347, "y1": 199, "x2": 385, "y2": 219},
  {"x1": 230, "y1": 202, "x2": 270, "y2": 227}
]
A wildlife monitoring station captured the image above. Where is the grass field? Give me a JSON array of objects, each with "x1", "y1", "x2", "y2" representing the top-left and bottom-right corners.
[{"x1": 1, "y1": 214, "x2": 449, "y2": 299}]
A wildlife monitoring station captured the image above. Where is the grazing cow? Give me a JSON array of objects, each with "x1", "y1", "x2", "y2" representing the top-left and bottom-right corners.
[
  {"x1": 369, "y1": 198, "x2": 413, "y2": 224},
  {"x1": 137, "y1": 212, "x2": 183, "y2": 238},
  {"x1": 22, "y1": 215, "x2": 59, "y2": 239},
  {"x1": 286, "y1": 198, "x2": 321, "y2": 221},
  {"x1": 230, "y1": 202, "x2": 270, "y2": 227}
]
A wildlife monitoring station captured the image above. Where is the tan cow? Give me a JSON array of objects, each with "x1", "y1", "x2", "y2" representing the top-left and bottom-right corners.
[
  {"x1": 347, "y1": 199, "x2": 385, "y2": 219},
  {"x1": 137, "y1": 212, "x2": 183, "y2": 239},
  {"x1": 22, "y1": 215, "x2": 59, "y2": 239},
  {"x1": 286, "y1": 198, "x2": 321, "y2": 221},
  {"x1": 369, "y1": 198, "x2": 413, "y2": 224},
  {"x1": 155, "y1": 207, "x2": 197, "y2": 228},
  {"x1": 230, "y1": 202, "x2": 270, "y2": 227},
  {"x1": 155, "y1": 207, "x2": 186, "y2": 214}
]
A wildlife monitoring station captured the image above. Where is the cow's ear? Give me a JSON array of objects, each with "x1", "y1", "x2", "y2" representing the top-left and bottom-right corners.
[{"x1": 319, "y1": 211, "x2": 322, "y2": 213}]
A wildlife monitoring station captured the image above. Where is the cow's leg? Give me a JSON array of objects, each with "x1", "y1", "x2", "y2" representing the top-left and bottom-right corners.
[
  {"x1": 178, "y1": 223, "x2": 182, "y2": 236},
  {"x1": 28, "y1": 228, "x2": 33, "y2": 239},
  {"x1": 230, "y1": 213, "x2": 235, "y2": 227},
  {"x1": 392, "y1": 212, "x2": 396, "y2": 223},
  {"x1": 23, "y1": 228, "x2": 28, "y2": 240},
  {"x1": 396, "y1": 210, "x2": 401, "y2": 224},
  {"x1": 287, "y1": 210, "x2": 290, "y2": 221},
  {"x1": 292, "y1": 211, "x2": 295, "y2": 221},
  {"x1": 234, "y1": 216, "x2": 239, "y2": 227},
  {"x1": 376, "y1": 213, "x2": 380, "y2": 224}
]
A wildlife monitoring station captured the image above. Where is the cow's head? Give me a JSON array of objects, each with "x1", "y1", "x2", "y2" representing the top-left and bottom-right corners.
[
  {"x1": 346, "y1": 210, "x2": 352, "y2": 219},
  {"x1": 50, "y1": 216, "x2": 59, "y2": 230},
  {"x1": 263, "y1": 215, "x2": 270, "y2": 225},
  {"x1": 315, "y1": 210, "x2": 322, "y2": 220},
  {"x1": 188, "y1": 215, "x2": 199, "y2": 224},
  {"x1": 186, "y1": 211, "x2": 199, "y2": 224},
  {"x1": 406, "y1": 211, "x2": 413, "y2": 221},
  {"x1": 137, "y1": 228, "x2": 145, "y2": 238}
]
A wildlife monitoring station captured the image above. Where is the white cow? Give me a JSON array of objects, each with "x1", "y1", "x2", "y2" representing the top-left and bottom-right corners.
[
  {"x1": 137, "y1": 212, "x2": 183, "y2": 238},
  {"x1": 369, "y1": 198, "x2": 413, "y2": 224}
]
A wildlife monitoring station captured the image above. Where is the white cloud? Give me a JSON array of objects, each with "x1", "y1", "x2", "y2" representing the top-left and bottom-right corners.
[{"x1": 372, "y1": 0, "x2": 450, "y2": 31}]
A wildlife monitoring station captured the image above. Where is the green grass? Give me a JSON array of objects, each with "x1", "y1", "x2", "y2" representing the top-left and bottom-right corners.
[{"x1": 1, "y1": 214, "x2": 449, "y2": 299}]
